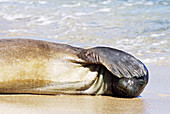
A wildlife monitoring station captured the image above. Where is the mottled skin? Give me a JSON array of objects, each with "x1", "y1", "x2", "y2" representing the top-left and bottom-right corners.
[{"x1": 0, "y1": 38, "x2": 148, "y2": 98}]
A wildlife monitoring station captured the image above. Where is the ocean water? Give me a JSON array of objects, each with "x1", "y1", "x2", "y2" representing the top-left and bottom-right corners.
[{"x1": 0, "y1": 0, "x2": 169, "y2": 64}]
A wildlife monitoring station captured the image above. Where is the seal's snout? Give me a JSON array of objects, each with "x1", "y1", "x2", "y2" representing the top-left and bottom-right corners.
[{"x1": 113, "y1": 77, "x2": 147, "y2": 98}]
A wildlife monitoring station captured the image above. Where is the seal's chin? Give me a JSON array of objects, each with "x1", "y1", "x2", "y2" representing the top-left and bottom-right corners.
[{"x1": 113, "y1": 78, "x2": 146, "y2": 98}]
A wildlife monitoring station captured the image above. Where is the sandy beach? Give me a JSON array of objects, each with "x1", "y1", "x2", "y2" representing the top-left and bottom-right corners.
[
  {"x1": 0, "y1": 0, "x2": 169, "y2": 113},
  {"x1": 0, "y1": 63, "x2": 169, "y2": 114}
]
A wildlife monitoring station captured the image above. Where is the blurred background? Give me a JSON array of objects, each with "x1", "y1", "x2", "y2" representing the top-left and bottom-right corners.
[{"x1": 0, "y1": 0, "x2": 169, "y2": 64}]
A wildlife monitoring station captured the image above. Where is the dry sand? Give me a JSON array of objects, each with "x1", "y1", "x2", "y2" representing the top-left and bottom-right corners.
[{"x1": 0, "y1": 63, "x2": 169, "y2": 114}]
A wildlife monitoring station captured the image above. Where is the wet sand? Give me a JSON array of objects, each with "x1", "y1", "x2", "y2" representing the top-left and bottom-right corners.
[{"x1": 0, "y1": 64, "x2": 169, "y2": 114}]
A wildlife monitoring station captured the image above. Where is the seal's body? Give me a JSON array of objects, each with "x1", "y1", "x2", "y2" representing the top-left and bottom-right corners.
[{"x1": 0, "y1": 38, "x2": 148, "y2": 97}]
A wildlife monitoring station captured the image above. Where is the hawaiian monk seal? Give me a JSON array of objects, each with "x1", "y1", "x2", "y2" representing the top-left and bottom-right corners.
[{"x1": 0, "y1": 38, "x2": 148, "y2": 98}]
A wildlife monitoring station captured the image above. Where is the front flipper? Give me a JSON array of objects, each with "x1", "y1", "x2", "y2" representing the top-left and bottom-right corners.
[{"x1": 78, "y1": 47, "x2": 148, "y2": 79}]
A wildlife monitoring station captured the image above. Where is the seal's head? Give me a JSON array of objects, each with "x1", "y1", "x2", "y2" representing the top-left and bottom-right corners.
[
  {"x1": 112, "y1": 73, "x2": 148, "y2": 98},
  {"x1": 112, "y1": 61, "x2": 149, "y2": 98}
]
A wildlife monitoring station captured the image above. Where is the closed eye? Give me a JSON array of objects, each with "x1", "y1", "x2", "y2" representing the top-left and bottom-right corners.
[{"x1": 134, "y1": 76, "x2": 146, "y2": 85}]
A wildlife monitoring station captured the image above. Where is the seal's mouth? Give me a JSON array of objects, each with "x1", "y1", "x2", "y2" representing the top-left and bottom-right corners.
[{"x1": 113, "y1": 84, "x2": 138, "y2": 98}]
